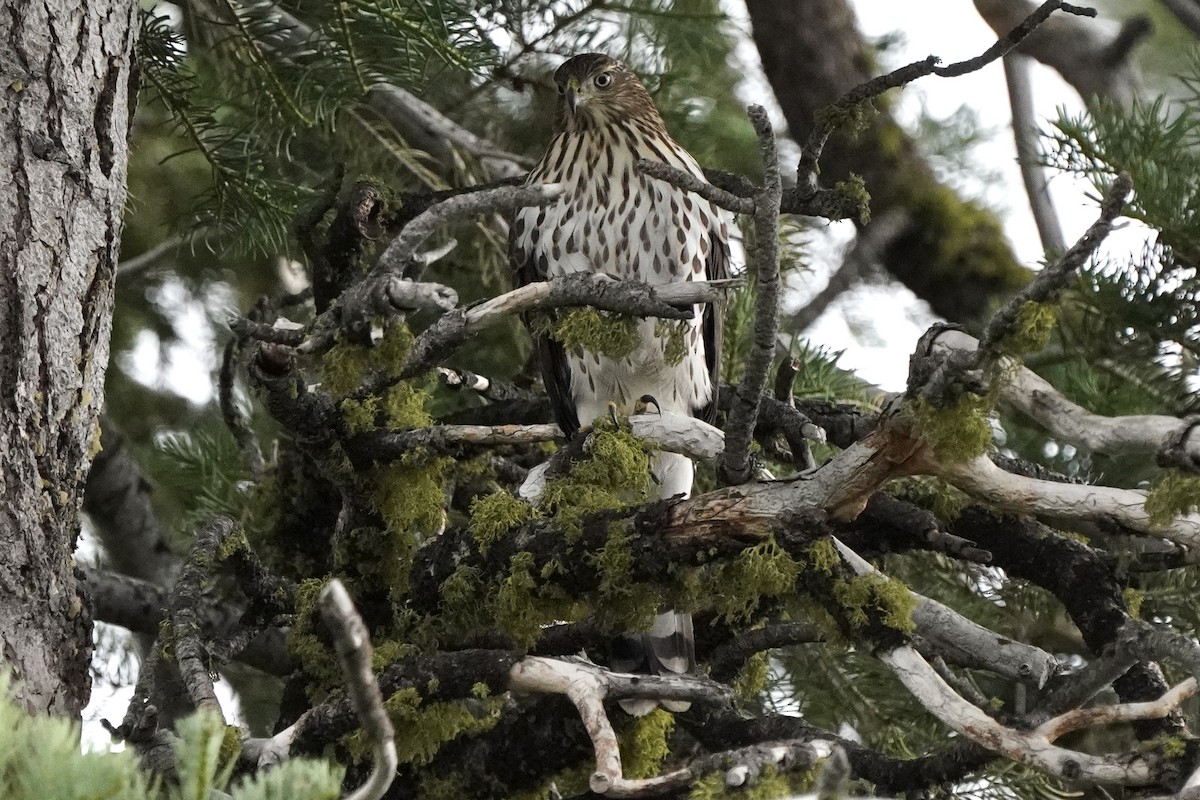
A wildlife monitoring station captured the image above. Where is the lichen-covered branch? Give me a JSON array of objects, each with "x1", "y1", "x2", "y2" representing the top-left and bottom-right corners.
[
  {"x1": 720, "y1": 106, "x2": 783, "y2": 485},
  {"x1": 400, "y1": 275, "x2": 738, "y2": 380},
  {"x1": 169, "y1": 516, "x2": 238, "y2": 714}
]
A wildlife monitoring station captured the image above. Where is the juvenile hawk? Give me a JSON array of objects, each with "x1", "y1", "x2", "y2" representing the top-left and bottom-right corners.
[{"x1": 510, "y1": 53, "x2": 732, "y2": 714}]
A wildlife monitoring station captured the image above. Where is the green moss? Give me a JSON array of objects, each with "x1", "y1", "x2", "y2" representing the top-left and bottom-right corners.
[
  {"x1": 382, "y1": 380, "x2": 433, "y2": 428},
  {"x1": 340, "y1": 395, "x2": 379, "y2": 434},
  {"x1": 619, "y1": 708, "x2": 675, "y2": 779},
  {"x1": 889, "y1": 476, "x2": 970, "y2": 522},
  {"x1": 907, "y1": 394, "x2": 993, "y2": 463},
  {"x1": 654, "y1": 320, "x2": 690, "y2": 367},
  {"x1": 219, "y1": 725, "x2": 242, "y2": 774},
  {"x1": 591, "y1": 522, "x2": 660, "y2": 631},
  {"x1": 436, "y1": 564, "x2": 487, "y2": 635},
  {"x1": 1145, "y1": 734, "x2": 1187, "y2": 758},
  {"x1": 1123, "y1": 587, "x2": 1146, "y2": 618},
  {"x1": 1004, "y1": 301, "x2": 1058, "y2": 355},
  {"x1": 322, "y1": 339, "x2": 371, "y2": 398},
  {"x1": 832, "y1": 573, "x2": 917, "y2": 633},
  {"x1": 550, "y1": 308, "x2": 640, "y2": 359},
  {"x1": 492, "y1": 551, "x2": 574, "y2": 649},
  {"x1": 803, "y1": 539, "x2": 840, "y2": 575},
  {"x1": 287, "y1": 577, "x2": 344, "y2": 701},
  {"x1": 347, "y1": 687, "x2": 500, "y2": 766},
  {"x1": 540, "y1": 421, "x2": 653, "y2": 540},
  {"x1": 708, "y1": 538, "x2": 801, "y2": 624},
  {"x1": 688, "y1": 766, "x2": 801, "y2": 800},
  {"x1": 471, "y1": 682, "x2": 491, "y2": 699},
  {"x1": 834, "y1": 174, "x2": 871, "y2": 225},
  {"x1": 733, "y1": 650, "x2": 770, "y2": 703},
  {"x1": 469, "y1": 491, "x2": 533, "y2": 552},
  {"x1": 215, "y1": 525, "x2": 251, "y2": 562},
  {"x1": 369, "y1": 459, "x2": 449, "y2": 585},
  {"x1": 1144, "y1": 472, "x2": 1200, "y2": 526},
  {"x1": 909, "y1": 182, "x2": 1023, "y2": 286}
]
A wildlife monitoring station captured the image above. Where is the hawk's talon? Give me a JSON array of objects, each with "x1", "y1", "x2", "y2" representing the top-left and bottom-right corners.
[{"x1": 636, "y1": 394, "x2": 662, "y2": 415}]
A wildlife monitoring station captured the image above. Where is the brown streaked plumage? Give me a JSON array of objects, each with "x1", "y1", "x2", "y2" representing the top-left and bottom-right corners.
[{"x1": 510, "y1": 53, "x2": 733, "y2": 714}]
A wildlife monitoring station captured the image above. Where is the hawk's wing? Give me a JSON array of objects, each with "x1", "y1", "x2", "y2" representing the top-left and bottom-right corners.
[
  {"x1": 510, "y1": 217, "x2": 581, "y2": 436},
  {"x1": 697, "y1": 219, "x2": 731, "y2": 425}
]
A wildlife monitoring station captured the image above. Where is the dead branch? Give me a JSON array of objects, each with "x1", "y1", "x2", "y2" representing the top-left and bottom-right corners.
[
  {"x1": 881, "y1": 645, "x2": 1158, "y2": 784},
  {"x1": 1004, "y1": 52, "x2": 1067, "y2": 254},
  {"x1": 320, "y1": 579, "x2": 397, "y2": 800},
  {"x1": 931, "y1": 328, "x2": 1200, "y2": 472}
]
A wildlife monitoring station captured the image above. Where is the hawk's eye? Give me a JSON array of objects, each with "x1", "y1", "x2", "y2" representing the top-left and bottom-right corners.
[
  {"x1": 594, "y1": 72, "x2": 613, "y2": 89},
  {"x1": 556, "y1": 83, "x2": 565, "y2": 95}
]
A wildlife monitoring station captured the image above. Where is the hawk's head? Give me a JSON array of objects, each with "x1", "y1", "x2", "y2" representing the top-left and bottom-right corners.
[{"x1": 553, "y1": 53, "x2": 660, "y2": 132}]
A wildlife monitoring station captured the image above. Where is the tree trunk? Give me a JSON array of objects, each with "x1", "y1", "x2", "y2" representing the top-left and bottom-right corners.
[{"x1": 0, "y1": 0, "x2": 138, "y2": 716}]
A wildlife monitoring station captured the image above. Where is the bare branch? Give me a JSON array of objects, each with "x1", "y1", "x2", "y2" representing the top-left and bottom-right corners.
[
  {"x1": 940, "y1": 454, "x2": 1200, "y2": 545},
  {"x1": 881, "y1": 645, "x2": 1157, "y2": 784},
  {"x1": 375, "y1": 183, "x2": 564, "y2": 273},
  {"x1": 974, "y1": 0, "x2": 1147, "y2": 103},
  {"x1": 799, "y1": 0, "x2": 1099, "y2": 197},
  {"x1": 1004, "y1": 53, "x2": 1066, "y2": 254},
  {"x1": 319, "y1": 579, "x2": 397, "y2": 800},
  {"x1": 834, "y1": 539, "x2": 1058, "y2": 686},
  {"x1": 931, "y1": 329, "x2": 1200, "y2": 471}
]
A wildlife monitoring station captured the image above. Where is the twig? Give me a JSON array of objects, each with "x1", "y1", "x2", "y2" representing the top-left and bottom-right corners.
[
  {"x1": 973, "y1": 172, "x2": 1131, "y2": 365},
  {"x1": 798, "y1": 0, "x2": 1097, "y2": 198},
  {"x1": 1003, "y1": 53, "x2": 1066, "y2": 254},
  {"x1": 170, "y1": 516, "x2": 238, "y2": 714},
  {"x1": 116, "y1": 233, "x2": 187, "y2": 276},
  {"x1": 720, "y1": 106, "x2": 783, "y2": 485},
  {"x1": 319, "y1": 580, "x2": 397, "y2": 800},
  {"x1": 708, "y1": 623, "x2": 826, "y2": 683}
]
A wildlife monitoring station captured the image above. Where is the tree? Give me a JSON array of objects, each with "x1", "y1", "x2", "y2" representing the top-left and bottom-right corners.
[
  {"x1": 8, "y1": 1, "x2": 1200, "y2": 799},
  {"x1": 0, "y1": 0, "x2": 138, "y2": 716}
]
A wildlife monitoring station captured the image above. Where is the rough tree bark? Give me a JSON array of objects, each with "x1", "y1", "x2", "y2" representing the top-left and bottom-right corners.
[{"x1": 0, "y1": 0, "x2": 138, "y2": 716}]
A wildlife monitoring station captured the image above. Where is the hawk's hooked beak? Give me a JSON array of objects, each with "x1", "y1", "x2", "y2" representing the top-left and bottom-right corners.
[{"x1": 565, "y1": 78, "x2": 582, "y2": 115}]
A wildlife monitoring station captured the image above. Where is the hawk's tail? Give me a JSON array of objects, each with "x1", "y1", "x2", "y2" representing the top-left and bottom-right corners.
[
  {"x1": 613, "y1": 610, "x2": 696, "y2": 716},
  {"x1": 614, "y1": 451, "x2": 697, "y2": 716}
]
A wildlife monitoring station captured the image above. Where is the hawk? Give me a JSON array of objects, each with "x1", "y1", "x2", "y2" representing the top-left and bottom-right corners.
[{"x1": 510, "y1": 53, "x2": 732, "y2": 714}]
